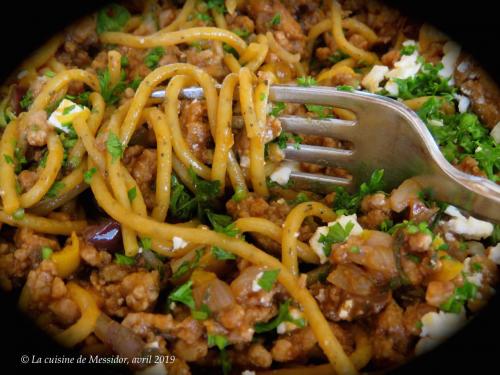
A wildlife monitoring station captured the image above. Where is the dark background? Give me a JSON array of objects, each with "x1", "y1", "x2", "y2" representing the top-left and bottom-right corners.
[{"x1": 1, "y1": 1, "x2": 500, "y2": 374}]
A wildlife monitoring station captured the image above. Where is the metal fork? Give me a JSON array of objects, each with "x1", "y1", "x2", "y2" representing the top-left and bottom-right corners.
[{"x1": 152, "y1": 85, "x2": 500, "y2": 222}]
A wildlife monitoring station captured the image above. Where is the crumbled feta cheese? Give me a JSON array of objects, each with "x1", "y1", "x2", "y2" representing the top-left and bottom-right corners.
[
  {"x1": 463, "y1": 257, "x2": 483, "y2": 287},
  {"x1": 384, "y1": 46, "x2": 422, "y2": 96},
  {"x1": 309, "y1": 214, "x2": 363, "y2": 263},
  {"x1": 488, "y1": 243, "x2": 500, "y2": 265},
  {"x1": 135, "y1": 362, "x2": 167, "y2": 375},
  {"x1": 439, "y1": 41, "x2": 461, "y2": 79},
  {"x1": 172, "y1": 236, "x2": 188, "y2": 249},
  {"x1": 276, "y1": 308, "x2": 303, "y2": 334},
  {"x1": 270, "y1": 162, "x2": 297, "y2": 186},
  {"x1": 242, "y1": 371, "x2": 256, "y2": 375},
  {"x1": 251, "y1": 271, "x2": 264, "y2": 292},
  {"x1": 48, "y1": 99, "x2": 90, "y2": 133},
  {"x1": 361, "y1": 65, "x2": 389, "y2": 93},
  {"x1": 445, "y1": 205, "x2": 494, "y2": 240},
  {"x1": 240, "y1": 155, "x2": 250, "y2": 168},
  {"x1": 455, "y1": 94, "x2": 470, "y2": 113},
  {"x1": 338, "y1": 299, "x2": 354, "y2": 319},
  {"x1": 491, "y1": 122, "x2": 500, "y2": 144},
  {"x1": 415, "y1": 310, "x2": 466, "y2": 355}
]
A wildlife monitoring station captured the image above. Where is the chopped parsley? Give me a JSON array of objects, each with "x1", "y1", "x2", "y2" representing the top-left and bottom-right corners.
[
  {"x1": 270, "y1": 102, "x2": 286, "y2": 117},
  {"x1": 418, "y1": 97, "x2": 499, "y2": 181},
  {"x1": 44, "y1": 70, "x2": 56, "y2": 78},
  {"x1": 471, "y1": 263, "x2": 483, "y2": 272},
  {"x1": 106, "y1": 131, "x2": 124, "y2": 162},
  {"x1": 233, "y1": 28, "x2": 250, "y2": 39},
  {"x1": 328, "y1": 50, "x2": 350, "y2": 64},
  {"x1": 206, "y1": 212, "x2": 239, "y2": 237},
  {"x1": 332, "y1": 169, "x2": 385, "y2": 214},
  {"x1": 46, "y1": 181, "x2": 65, "y2": 198},
  {"x1": 98, "y1": 68, "x2": 127, "y2": 105},
  {"x1": 440, "y1": 276, "x2": 478, "y2": 313},
  {"x1": 257, "y1": 269, "x2": 280, "y2": 292},
  {"x1": 380, "y1": 219, "x2": 394, "y2": 232},
  {"x1": 127, "y1": 186, "x2": 137, "y2": 202},
  {"x1": 305, "y1": 104, "x2": 333, "y2": 119},
  {"x1": 115, "y1": 253, "x2": 136, "y2": 266},
  {"x1": 337, "y1": 85, "x2": 354, "y2": 92},
  {"x1": 3, "y1": 154, "x2": 14, "y2": 164},
  {"x1": 222, "y1": 43, "x2": 238, "y2": 57},
  {"x1": 41, "y1": 247, "x2": 53, "y2": 260},
  {"x1": 96, "y1": 3, "x2": 131, "y2": 34},
  {"x1": 192, "y1": 304, "x2": 211, "y2": 320},
  {"x1": 19, "y1": 90, "x2": 33, "y2": 110},
  {"x1": 140, "y1": 237, "x2": 152, "y2": 251},
  {"x1": 231, "y1": 187, "x2": 247, "y2": 202},
  {"x1": 172, "y1": 248, "x2": 203, "y2": 280},
  {"x1": 350, "y1": 245, "x2": 361, "y2": 254},
  {"x1": 207, "y1": 333, "x2": 231, "y2": 375},
  {"x1": 144, "y1": 47, "x2": 165, "y2": 70},
  {"x1": 254, "y1": 300, "x2": 306, "y2": 333},
  {"x1": 195, "y1": 12, "x2": 213, "y2": 23},
  {"x1": 287, "y1": 192, "x2": 309, "y2": 206},
  {"x1": 211, "y1": 246, "x2": 236, "y2": 260},
  {"x1": 319, "y1": 221, "x2": 354, "y2": 257},
  {"x1": 392, "y1": 61, "x2": 456, "y2": 100},
  {"x1": 270, "y1": 13, "x2": 281, "y2": 26},
  {"x1": 189, "y1": 168, "x2": 221, "y2": 219},
  {"x1": 168, "y1": 280, "x2": 195, "y2": 310},
  {"x1": 400, "y1": 44, "x2": 417, "y2": 56},
  {"x1": 169, "y1": 175, "x2": 197, "y2": 220},
  {"x1": 83, "y1": 167, "x2": 97, "y2": 184},
  {"x1": 205, "y1": 0, "x2": 226, "y2": 14},
  {"x1": 297, "y1": 76, "x2": 317, "y2": 87},
  {"x1": 271, "y1": 131, "x2": 302, "y2": 150}
]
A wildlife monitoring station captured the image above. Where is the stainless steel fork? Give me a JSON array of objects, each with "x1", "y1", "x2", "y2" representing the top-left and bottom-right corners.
[{"x1": 151, "y1": 85, "x2": 500, "y2": 222}]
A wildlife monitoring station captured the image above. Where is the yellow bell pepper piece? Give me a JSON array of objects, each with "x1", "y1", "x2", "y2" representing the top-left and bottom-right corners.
[
  {"x1": 431, "y1": 251, "x2": 463, "y2": 282},
  {"x1": 51, "y1": 232, "x2": 80, "y2": 278},
  {"x1": 53, "y1": 282, "x2": 100, "y2": 347},
  {"x1": 191, "y1": 269, "x2": 216, "y2": 286}
]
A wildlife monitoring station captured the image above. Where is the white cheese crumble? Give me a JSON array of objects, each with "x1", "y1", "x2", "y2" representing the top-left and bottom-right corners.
[
  {"x1": 241, "y1": 371, "x2": 256, "y2": 375},
  {"x1": 491, "y1": 121, "x2": 500, "y2": 144},
  {"x1": 309, "y1": 214, "x2": 363, "y2": 264},
  {"x1": 172, "y1": 236, "x2": 188, "y2": 250},
  {"x1": 463, "y1": 257, "x2": 483, "y2": 287},
  {"x1": 415, "y1": 310, "x2": 466, "y2": 355},
  {"x1": 361, "y1": 65, "x2": 389, "y2": 93},
  {"x1": 48, "y1": 99, "x2": 90, "y2": 133},
  {"x1": 338, "y1": 299, "x2": 354, "y2": 319},
  {"x1": 384, "y1": 42, "x2": 422, "y2": 96},
  {"x1": 444, "y1": 205, "x2": 494, "y2": 240},
  {"x1": 276, "y1": 308, "x2": 304, "y2": 334},
  {"x1": 439, "y1": 41, "x2": 461, "y2": 79},
  {"x1": 251, "y1": 271, "x2": 264, "y2": 292},
  {"x1": 488, "y1": 243, "x2": 500, "y2": 265},
  {"x1": 270, "y1": 162, "x2": 297, "y2": 186},
  {"x1": 455, "y1": 94, "x2": 470, "y2": 113}
]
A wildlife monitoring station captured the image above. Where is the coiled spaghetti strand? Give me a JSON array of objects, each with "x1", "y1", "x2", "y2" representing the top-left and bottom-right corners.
[
  {"x1": 20, "y1": 132, "x2": 64, "y2": 208},
  {"x1": 0, "y1": 119, "x2": 21, "y2": 214},
  {"x1": 144, "y1": 107, "x2": 172, "y2": 222},
  {"x1": 282, "y1": 202, "x2": 336, "y2": 276},
  {"x1": 211, "y1": 73, "x2": 238, "y2": 191}
]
